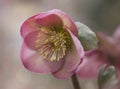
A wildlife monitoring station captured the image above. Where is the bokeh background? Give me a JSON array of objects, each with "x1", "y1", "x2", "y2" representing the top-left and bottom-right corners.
[{"x1": 0, "y1": 0, "x2": 120, "y2": 89}]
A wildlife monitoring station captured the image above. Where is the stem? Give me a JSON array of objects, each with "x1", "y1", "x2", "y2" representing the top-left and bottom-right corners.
[
  {"x1": 98, "y1": 85, "x2": 102, "y2": 89},
  {"x1": 71, "y1": 74, "x2": 81, "y2": 89}
]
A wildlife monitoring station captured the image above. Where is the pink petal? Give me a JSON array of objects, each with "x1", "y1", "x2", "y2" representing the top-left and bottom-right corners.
[
  {"x1": 21, "y1": 43, "x2": 64, "y2": 73},
  {"x1": 53, "y1": 30, "x2": 84, "y2": 79},
  {"x1": 76, "y1": 49, "x2": 108, "y2": 79},
  {"x1": 21, "y1": 9, "x2": 78, "y2": 38},
  {"x1": 49, "y1": 9, "x2": 78, "y2": 36},
  {"x1": 35, "y1": 12, "x2": 63, "y2": 27},
  {"x1": 24, "y1": 30, "x2": 47, "y2": 50},
  {"x1": 97, "y1": 33, "x2": 116, "y2": 56},
  {"x1": 21, "y1": 11, "x2": 63, "y2": 38},
  {"x1": 113, "y1": 26, "x2": 120, "y2": 40},
  {"x1": 20, "y1": 15, "x2": 39, "y2": 38}
]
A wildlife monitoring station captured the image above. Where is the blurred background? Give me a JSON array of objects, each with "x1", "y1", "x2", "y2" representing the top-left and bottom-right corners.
[{"x1": 0, "y1": 0, "x2": 120, "y2": 89}]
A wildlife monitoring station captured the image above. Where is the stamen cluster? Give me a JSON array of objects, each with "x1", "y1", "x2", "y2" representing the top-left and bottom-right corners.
[{"x1": 35, "y1": 26, "x2": 71, "y2": 61}]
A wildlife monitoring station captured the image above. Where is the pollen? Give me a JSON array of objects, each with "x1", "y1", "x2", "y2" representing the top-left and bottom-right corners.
[{"x1": 35, "y1": 26, "x2": 72, "y2": 61}]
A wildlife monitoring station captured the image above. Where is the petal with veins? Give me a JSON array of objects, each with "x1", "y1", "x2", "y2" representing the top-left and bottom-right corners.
[
  {"x1": 21, "y1": 43, "x2": 64, "y2": 73},
  {"x1": 53, "y1": 29, "x2": 84, "y2": 79}
]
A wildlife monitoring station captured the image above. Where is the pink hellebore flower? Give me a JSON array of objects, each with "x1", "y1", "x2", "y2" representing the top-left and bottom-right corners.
[
  {"x1": 20, "y1": 9, "x2": 84, "y2": 79},
  {"x1": 76, "y1": 26, "x2": 120, "y2": 78}
]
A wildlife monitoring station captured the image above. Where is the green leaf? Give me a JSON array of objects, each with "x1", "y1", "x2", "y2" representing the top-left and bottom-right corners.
[
  {"x1": 76, "y1": 22, "x2": 98, "y2": 51},
  {"x1": 98, "y1": 65, "x2": 116, "y2": 89}
]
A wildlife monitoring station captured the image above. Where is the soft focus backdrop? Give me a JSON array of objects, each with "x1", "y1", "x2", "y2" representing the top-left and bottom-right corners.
[{"x1": 0, "y1": 0, "x2": 120, "y2": 89}]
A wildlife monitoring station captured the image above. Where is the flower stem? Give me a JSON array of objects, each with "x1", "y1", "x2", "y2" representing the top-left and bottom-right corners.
[
  {"x1": 71, "y1": 74, "x2": 81, "y2": 89},
  {"x1": 98, "y1": 86, "x2": 102, "y2": 89}
]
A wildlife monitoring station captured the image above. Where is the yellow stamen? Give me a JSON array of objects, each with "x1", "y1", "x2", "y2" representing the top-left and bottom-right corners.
[{"x1": 35, "y1": 26, "x2": 72, "y2": 61}]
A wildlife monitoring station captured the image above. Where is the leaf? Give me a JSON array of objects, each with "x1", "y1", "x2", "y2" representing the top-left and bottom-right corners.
[{"x1": 76, "y1": 22, "x2": 98, "y2": 51}]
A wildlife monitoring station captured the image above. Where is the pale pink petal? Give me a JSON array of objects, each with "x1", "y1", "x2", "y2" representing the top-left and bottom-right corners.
[
  {"x1": 21, "y1": 43, "x2": 64, "y2": 73},
  {"x1": 76, "y1": 49, "x2": 108, "y2": 78},
  {"x1": 49, "y1": 9, "x2": 78, "y2": 36},
  {"x1": 24, "y1": 30, "x2": 47, "y2": 50},
  {"x1": 35, "y1": 13, "x2": 63, "y2": 27},
  {"x1": 53, "y1": 71, "x2": 73, "y2": 79},
  {"x1": 53, "y1": 30, "x2": 84, "y2": 79},
  {"x1": 113, "y1": 26, "x2": 120, "y2": 40},
  {"x1": 20, "y1": 15, "x2": 39, "y2": 38},
  {"x1": 97, "y1": 33, "x2": 116, "y2": 56},
  {"x1": 21, "y1": 12, "x2": 63, "y2": 38},
  {"x1": 113, "y1": 26, "x2": 120, "y2": 55}
]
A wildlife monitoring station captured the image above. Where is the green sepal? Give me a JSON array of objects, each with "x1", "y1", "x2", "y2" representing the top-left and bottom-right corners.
[{"x1": 76, "y1": 22, "x2": 98, "y2": 51}]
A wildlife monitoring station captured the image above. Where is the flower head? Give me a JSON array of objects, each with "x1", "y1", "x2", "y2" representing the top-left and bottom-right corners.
[
  {"x1": 20, "y1": 9, "x2": 84, "y2": 79},
  {"x1": 76, "y1": 26, "x2": 120, "y2": 78}
]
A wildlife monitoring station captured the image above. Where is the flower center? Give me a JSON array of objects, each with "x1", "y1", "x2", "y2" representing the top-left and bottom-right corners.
[{"x1": 35, "y1": 26, "x2": 72, "y2": 61}]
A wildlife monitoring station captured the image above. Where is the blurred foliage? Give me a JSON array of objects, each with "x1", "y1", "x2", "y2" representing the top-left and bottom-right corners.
[{"x1": 74, "y1": 0, "x2": 120, "y2": 34}]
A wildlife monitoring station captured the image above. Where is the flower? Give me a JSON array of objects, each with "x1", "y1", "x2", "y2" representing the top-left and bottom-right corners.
[
  {"x1": 76, "y1": 26, "x2": 120, "y2": 78},
  {"x1": 20, "y1": 9, "x2": 84, "y2": 79}
]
